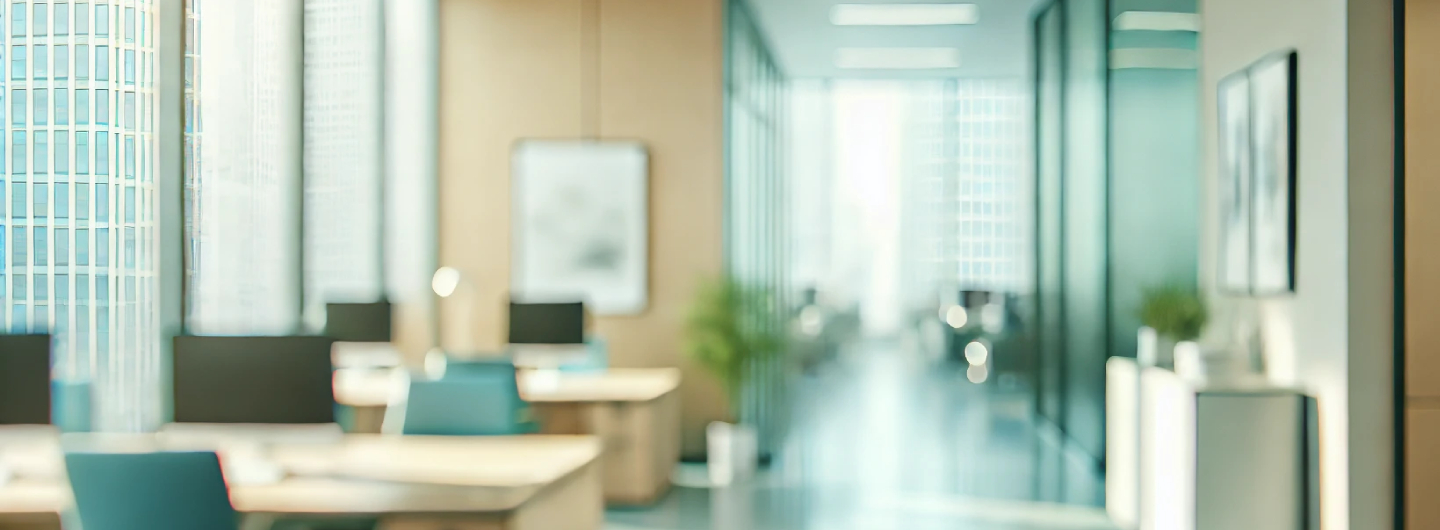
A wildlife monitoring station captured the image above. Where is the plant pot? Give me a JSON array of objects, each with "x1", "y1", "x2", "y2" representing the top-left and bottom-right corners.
[{"x1": 706, "y1": 421, "x2": 757, "y2": 486}]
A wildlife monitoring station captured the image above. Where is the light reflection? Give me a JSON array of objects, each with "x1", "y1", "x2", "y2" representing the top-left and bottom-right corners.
[
  {"x1": 964, "y1": 340, "x2": 990, "y2": 366},
  {"x1": 967, "y1": 364, "x2": 989, "y2": 384},
  {"x1": 945, "y1": 305, "x2": 969, "y2": 329}
]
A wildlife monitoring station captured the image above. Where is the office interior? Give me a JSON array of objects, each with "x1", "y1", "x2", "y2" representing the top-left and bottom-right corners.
[{"x1": 0, "y1": 0, "x2": 1422, "y2": 529}]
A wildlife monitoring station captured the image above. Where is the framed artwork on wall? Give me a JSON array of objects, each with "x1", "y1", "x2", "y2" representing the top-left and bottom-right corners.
[
  {"x1": 1215, "y1": 50, "x2": 1298, "y2": 296},
  {"x1": 511, "y1": 140, "x2": 650, "y2": 315}
]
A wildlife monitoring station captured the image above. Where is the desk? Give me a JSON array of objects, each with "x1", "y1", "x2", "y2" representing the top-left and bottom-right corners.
[
  {"x1": 335, "y1": 368, "x2": 682, "y2": 505},
  {"x1": 0, "y1": 434, "x2": 603, "y2": 530}
]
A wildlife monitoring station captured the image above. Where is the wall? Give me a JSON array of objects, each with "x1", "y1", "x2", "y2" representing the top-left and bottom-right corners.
[
  {"x1": 437, "y1": 0, "x2": 727, "y2": 455},
  {"x1": 1406, "y1": 1, "x2": 1440, "y2": 528},
  {"x1": 1199, "y1": 0, "x2": 1394, "y2": 528}
]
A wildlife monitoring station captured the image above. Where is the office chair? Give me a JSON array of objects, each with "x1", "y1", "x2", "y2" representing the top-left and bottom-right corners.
[
  {"x1": 65, "y1": 451, "x2": 243, "y2": 530},
  {"x1": 52, "y1": 380, "x2": 92, "y2": 433},
  {"x1": 400, "y1": 378, "x2": 535, "y2": 436}
]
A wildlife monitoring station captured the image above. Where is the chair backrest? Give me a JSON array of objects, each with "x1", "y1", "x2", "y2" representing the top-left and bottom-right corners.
[
  {"x1": 401, "y1": 378, "x2": 525, "y2": 436},
  {"x1": 65, "y1": 451, "x2": 238, "y2": 530},
  {"x1": 440, "y1": 359, "x2": 516, "y2": 380}
]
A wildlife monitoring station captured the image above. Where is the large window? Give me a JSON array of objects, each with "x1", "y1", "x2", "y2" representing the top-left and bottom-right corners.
[{"x1": 0, "y1": 0, "x2": 160, "y2": 432}]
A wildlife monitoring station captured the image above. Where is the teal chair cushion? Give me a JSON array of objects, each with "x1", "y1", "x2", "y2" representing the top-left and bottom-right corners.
[
  {"x1": 402, "y1": 378, "x2": 531, "y2": 436},
  {"x1": 65, "y1": 451, "x2": 239, "y2": 530}
]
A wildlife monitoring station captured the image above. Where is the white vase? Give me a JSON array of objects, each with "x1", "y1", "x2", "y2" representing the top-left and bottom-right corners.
[{"x1": 707, "y1": 421, "x2": 758, "y2": 486}]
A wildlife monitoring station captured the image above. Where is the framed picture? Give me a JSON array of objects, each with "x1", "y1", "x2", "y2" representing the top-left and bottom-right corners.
[
  {"x1": 511, "y1": 140, "x2": 650, "y2": 315},
  {"x1": 1217, "y1": 70, "x2": 1253, "y2": 294},
  {"x1": 1247, "y1": 52, "x2": 1298, "y2": 295},
  {"x1": 1215, "y1": 50, "x2": 1298, "y2": 296}
]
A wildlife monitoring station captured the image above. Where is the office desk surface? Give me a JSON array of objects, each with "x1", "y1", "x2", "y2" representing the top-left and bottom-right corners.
[
  {"x1": 333, "y1": 368, "x2": 682, "y2": 407},
  {"x1": 0, "y1": 434, "x2": 602, "y2": 516}
]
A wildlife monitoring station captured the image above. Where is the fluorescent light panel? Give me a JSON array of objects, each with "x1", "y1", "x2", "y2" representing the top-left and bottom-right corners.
[
  {"x1": 1112, "y1": 11, "x2": 1201, "y2": 32},
  {"x1": 834, "y1": 47, "x2": 961, "y2": 69},
  {"x1": 830, "y1": 3, "x2": 979, "y2": 26}
]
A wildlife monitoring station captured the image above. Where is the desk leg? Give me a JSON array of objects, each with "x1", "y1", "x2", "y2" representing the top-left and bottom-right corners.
[
  {"x1": 375, "y1": 462, "x2": 603, "y2": 530},
  {"x1": 533, "y1": 395, "x2": 680, "y2": 506}
]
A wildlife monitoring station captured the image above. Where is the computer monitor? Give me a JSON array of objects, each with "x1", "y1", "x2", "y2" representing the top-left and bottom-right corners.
[
  {"x1": 325, "y1": 302, "x2": 392, "y2": 343},
  {"x1": 172, "y1": 336, "x2": 337, "y2": 425},
  {"x1": 507, "y1": 301, "x2": 585, "y2": 345},
  {"x1": 0, "y1": 334, "x2": 51, "y2": 426}
]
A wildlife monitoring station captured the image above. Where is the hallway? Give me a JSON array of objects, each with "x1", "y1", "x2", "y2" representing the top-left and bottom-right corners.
[{"x1": 606, "y1": 340, "x2": 1113, "y2": 530}]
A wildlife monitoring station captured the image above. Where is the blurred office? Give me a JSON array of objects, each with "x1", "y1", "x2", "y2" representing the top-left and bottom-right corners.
[{"x1": 0, "y1": 0, "x2": 1413, "y2": 529}]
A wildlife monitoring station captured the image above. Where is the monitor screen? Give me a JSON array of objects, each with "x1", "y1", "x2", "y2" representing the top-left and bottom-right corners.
[
  {"x1": 508, "y1": 301, "x2": 584, "y2": 345},
  {"x1": 325, "y1": 302, "x2": 393, "y2": 343},
  {"x1": 0, "y1": 334, "x2": 51, "y2": 425},
  {"x1": 172, "y1": 336, "x2": 337, "y2": 424}
]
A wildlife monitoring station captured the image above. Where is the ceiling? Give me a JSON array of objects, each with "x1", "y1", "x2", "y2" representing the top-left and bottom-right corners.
[{"x1": 745, "y1": 0, "x2": 1043, "y2": 80}]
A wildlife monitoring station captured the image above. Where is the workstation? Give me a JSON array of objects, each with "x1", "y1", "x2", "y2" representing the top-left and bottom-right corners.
[{"x1": 0, "y1": 292, "x2": 680, "y2": 530}]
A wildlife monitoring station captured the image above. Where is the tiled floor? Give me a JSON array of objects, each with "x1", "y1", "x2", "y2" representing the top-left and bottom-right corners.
[{"x1": 606, "y1": 340, "x2": 1113, "y2": 530}]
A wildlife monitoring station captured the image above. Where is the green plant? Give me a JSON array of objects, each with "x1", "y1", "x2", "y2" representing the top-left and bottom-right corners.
[
  {"x1": 1138, "y1": 284, "x2": 1209, "y2": 341},
  {"x1": 684, "y1": 276, "x2": 786, "y2": 408}
]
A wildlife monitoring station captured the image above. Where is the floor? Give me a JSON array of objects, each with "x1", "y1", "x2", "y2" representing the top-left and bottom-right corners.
[{"x1": 605, "y1": 340, "x2": 1114, "y2": 530}]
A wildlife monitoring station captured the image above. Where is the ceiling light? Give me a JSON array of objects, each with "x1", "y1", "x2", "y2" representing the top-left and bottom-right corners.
[
  {"x1": 1112, "y1": 11, "x2": 1201, "y2": 32},
  {"x1": 831, "y1": 3, "x2": 979, "y2": 26},
  {"x1": 834, "y1": 47, "x2": 961, "y2": 69}
]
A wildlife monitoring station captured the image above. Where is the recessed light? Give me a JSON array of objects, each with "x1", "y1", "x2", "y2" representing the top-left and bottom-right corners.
[
  {"x1": 1112, "y1": 11, "x2": 1201, "y2": 32},
  {"x1": 834, "y1": 47, "x2": 962, "y2": 69},
  {"x1": 830, "y1": 4, "x2": 979, "y2": 26}
]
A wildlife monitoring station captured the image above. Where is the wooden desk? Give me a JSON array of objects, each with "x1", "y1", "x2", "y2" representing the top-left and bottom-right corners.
[
  {"x1": 0, "y1": 434, "x2": 603, "y2": 530},
  {"x1": 335, "y1": 368, "x2": 682, "y2": 505}
]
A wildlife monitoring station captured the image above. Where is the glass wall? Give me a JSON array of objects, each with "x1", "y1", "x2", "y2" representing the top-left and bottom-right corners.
[
  {"x1": 0, "y1": 0, "x2": 162, "y2": 431},
  {"x1": 724, "y1": 0, "x2": 789, "y2": 459}
]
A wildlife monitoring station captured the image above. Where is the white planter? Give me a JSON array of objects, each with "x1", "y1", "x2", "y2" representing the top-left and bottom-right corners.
[{"x1": 706, "y1": 421, "x2": 757, "y2": 486}]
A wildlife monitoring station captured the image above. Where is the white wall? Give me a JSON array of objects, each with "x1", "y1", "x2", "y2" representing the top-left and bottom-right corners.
[{"x1": 1198, "y1": 0, "x2": 1393, "y2": 529}]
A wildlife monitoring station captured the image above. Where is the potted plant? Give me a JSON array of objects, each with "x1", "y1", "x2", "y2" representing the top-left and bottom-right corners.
[
  {"x1": 1137, "y1": 284, "x2": 1208, "y2": 368},
  {"x1": 684, "y1": 276, "x2": 785, "y2": 486}
]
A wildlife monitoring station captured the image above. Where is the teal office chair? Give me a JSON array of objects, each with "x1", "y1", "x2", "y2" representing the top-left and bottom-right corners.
[
  {"x1": 65, "y1": 451, "x2": 240, "y2": 530},
  {"x1": 401, "y1": 378, "x2": 534, "y2": 436},
  {"x1": 440, "y1": 358, "x2": 516, "y2": 379},
  {"x1": 51, "y1": 380, "x2": 92, "y2": 433}
]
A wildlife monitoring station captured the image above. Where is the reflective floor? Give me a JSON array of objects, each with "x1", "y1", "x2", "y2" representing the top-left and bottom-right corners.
[{"x1": 606, "y1": 340, "x2": 1113, "y2": 530}]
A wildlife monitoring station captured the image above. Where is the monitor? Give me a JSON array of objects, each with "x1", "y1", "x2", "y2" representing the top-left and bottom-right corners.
[
  {"x1": 507, "y1": 301, "x2": 585, "y2": 345},
  {"x1": 325, "y1": 302, "x2": 393, "y2": 343},
  {"x1": 0, "y1": 334, "x2": 51, "y2": 426},
  {"x1": 172, "y1": 336, "x2": 337, "y2": 424}
]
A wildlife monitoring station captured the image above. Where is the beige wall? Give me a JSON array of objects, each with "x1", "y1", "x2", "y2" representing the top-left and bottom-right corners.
[
  {"x1": 1199, "y1": 0, "x2": 1394, "y2": 528},
  {"x1": 437, "y1": 0, "x2": 728, "y2": 455},
  {"x1": 1407, "y1": 1, "x2": 1440, "y2": 527}
]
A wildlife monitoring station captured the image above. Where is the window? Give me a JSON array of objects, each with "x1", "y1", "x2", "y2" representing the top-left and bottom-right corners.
[
  {"x1": 123, "y1": 137, "x2": 133, "y2": 179},
  {"x1": 55, "y1": 183, "x2": 68, "y2": 218},
  {"x1": 34, "y1": 227, "x2": 47, "y2": 266},
  {"x1": 10, "y1": 89, "x2": 23, "y2": 126},
  {"x1": 11, "y1": 131, "x2": 24, "y2": 175},
  {"x1": 10, "y1": 3, "x2": 23, "y2": 36},
  {"x1": 123, "y1": 7, "x2": 132, "y2": 42},
  {"x1": 10, "y1": 45, "x2": 23, "y2": 80},
  {"x1": 93, "y1": 3, "x2": 104, "y2": 36},
  {"x1": 75, "y1": 2, "x2": 85, "y2": 33},
  {"x1": 55, "y1": 3, "x2": 67, "y2": 35},
  {"x1": 76, "y1": 229, "x2": 87, "y2": 264},
  {"x1": 75, "y1": 44, "x2": 87, "y2": 80},
  {"x1": 33, "y1": 131, "x2": 46, "y2": 174},
  {"x1": 95, "y1": 228, "x2": 106, "y2": 265},
  {"x1": 54, "y1": 45, "x2": 66, "y2": 78},
  {"x1": 10, "y1": 182, "x2": 24, "y2": 218},
  {"x1": 76, "y1": 89, "x2": 88, "y2": 124},
  {"x1": 35, "y1": 276, "x2": 48, "y2": 301},
  {"x1": 95, "y1": 183, "x2": 106, "y2": 221},
  {"x1": 11, "y1": 227, "x2": 24, "y2": 266},
  {"x1": 123, "y1": 227, "x2": 133, "y2": 268},
  {"x1": 96, "y1": 89, "x2": 107, "y2": 125},
  {"x1": 123, "y1": 49, "x2": 133, "y2": 85},
  {"x1": 33, "y1": 3, "x2": 45, "y2": 36},
  {"x1": 96, "y1": 132, "x2": 108, "y2": 175},
  {"x1": 123, "y1": 186, "x2": 133, "y2": 223},
  {"x1": 123, "y1": 91, "x2": 134, "y2": 130},
  {"x1": 33, "y1": 88, "x2": 46, "y2": 125},
  {"x1": 76, "y1": 131, "x2": 88, "y2": 173},
  {"x1": 95, "y1": 45, "x2": 107, "y2": 81},
  {"x1": 33, "y1": 45, "x2": 45, "y2": 77},
  {"x1": 76, "y1": 184, "x2": 88, "y2": 220},
  {"x1": 55, "y1": 131, "x2": 68, "y2": 174},
  {"x1": 55, "y1": 88, "x2": 67, "y2": 125},
  {"x1": 33, "y1": 183, "x2": 46, "y2": 220}
]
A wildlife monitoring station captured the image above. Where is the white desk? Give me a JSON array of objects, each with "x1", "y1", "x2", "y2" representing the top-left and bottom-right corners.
[
  {"x1": 0, "y1": 434, "x2": 603, "y2": 530},
  {"x1": 335, "y1": 368, "x2": 682, "y2": 505}
]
